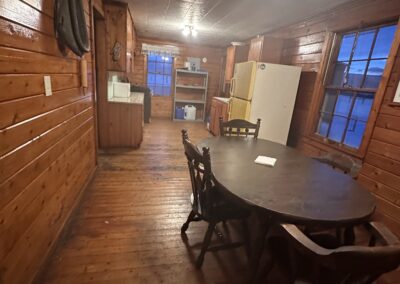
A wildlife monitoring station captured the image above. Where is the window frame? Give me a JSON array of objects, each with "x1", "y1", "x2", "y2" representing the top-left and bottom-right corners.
[
  {"x1": 146, "y1": 54, "x2": 174, "y2": 97},
  {"x1": 308, "y1": 21, "x2": 399, "y2": 158}
]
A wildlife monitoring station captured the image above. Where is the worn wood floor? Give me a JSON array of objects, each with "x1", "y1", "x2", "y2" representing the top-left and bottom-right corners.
[{"x1": 37, "y1": 119, "x2": 248, "y2": 284}]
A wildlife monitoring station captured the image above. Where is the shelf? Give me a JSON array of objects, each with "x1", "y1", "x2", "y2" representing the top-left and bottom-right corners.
[
  {"x1": 173, "y1": 118, "x2": 205, "y2": 122},
  {"x1": 175, "y1": 99, "x2": 205, "y2": 104},
  {"x1": 176, "y1": 84, "x2": 207, "y2": 90},
  {"x1": 174, "y1": 68, "x2": 208, "y2": 122},
  {"x1": 176, "y1": 69, "x2": 208, "y2": 75}
]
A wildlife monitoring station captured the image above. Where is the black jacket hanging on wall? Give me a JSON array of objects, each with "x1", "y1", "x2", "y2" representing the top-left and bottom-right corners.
[{"x1": 55, "y1": 0, "x2": 90, "y2": 56}]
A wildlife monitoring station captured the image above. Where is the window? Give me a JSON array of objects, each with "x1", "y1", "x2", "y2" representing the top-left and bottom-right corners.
[
  {"x1": 147, "y1": 54, "x2": 173, "y2": 96},
  {"x1": 316, "y1": 24, "x2": 396, "y2": 149}
]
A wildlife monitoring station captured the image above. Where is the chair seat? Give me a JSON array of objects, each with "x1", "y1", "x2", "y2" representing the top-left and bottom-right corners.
[
  {"x1": 308, "y1": 231, "x2": 342, "y2": 249},
  {"x1": 190, "y1": 192, "x2": 249, "y2": 221}
]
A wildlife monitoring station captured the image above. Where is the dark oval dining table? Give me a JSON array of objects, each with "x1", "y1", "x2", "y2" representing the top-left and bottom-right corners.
[
  {"x1": 198, "y1": 136, "x2": 376, "y2": 283},
  {"x1": 199, "y1": 136, "x2": 376, "y2": 226}
]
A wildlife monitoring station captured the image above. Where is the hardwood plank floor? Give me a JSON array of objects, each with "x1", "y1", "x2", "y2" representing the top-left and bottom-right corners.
[
  {"x1": 37, "y1": 119, "x2": 248, "y2": 284},
  {"x1": 35, "y1": 118, "x2": 400, "y2": 284}
]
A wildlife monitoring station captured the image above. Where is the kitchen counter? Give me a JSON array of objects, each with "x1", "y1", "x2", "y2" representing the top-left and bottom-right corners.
[
  {"x1": 108, "y1": 92, "x2": 144, "y2": 105},
  {"x1": 103, "y1": 92, "x2": 144, "y2": 148},
  {"x1": 210, "y1": 97, "x2": 230, "y2": 136},
  {"x1": 213, "y1": 97, "x2": 230, "y2": 103}
]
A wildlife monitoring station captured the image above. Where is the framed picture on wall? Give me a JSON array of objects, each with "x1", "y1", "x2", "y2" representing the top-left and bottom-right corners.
[{"x1": 394, "y1": 79, "x2": 400, "y2": 103}]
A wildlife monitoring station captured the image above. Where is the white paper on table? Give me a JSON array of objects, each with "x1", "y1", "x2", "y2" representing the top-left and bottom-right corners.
[{"x1": 254, "y1": 156, "x2": 277, "y2": 167}]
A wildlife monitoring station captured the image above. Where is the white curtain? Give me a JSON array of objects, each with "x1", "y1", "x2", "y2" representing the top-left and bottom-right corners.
[{"x1": 141, "y1": 43, "x2": 180, "y2": 57}]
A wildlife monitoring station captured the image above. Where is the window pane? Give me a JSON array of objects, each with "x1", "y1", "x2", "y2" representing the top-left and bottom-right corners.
[
  {"x1": 334, "y1": 92, "x2": 353, "y2": 117},
  {"x1": 164, "y1": 63, "x2": 172, "y2": 75},
  {"x1": 344, "y1": 120, "x2": 367, "y2": 148},
  {"x1": 148, "y1": 85, "x2": 155, "y2": 94},
  {"x1": 363, "y1": 59, "x2": 386, "y2": 89},
  {"x1": 353, "y1": 30, "x2": 375, "y2": 60},
  {"x1": 148, "y1": 62, "x2": 156, "y2": 73},
  {"x1": 155, "y1": 55, "x2": 163, "y2": 62},
  {"x1": 147, "y1": 74, "x2": 155, "y2": 84},
  {"x1": 338, "y1": 33, "x2": 356, "y2": 61},
  {"x1": 331, "y1": 62, "x2": 349, "y2": 86},
  {"x1": 317, "y1": 113, "x2": 332, "y2": 137},
  {"x1": 164, "y1": 75, "x2": 171, "y2": 86},
  {"x1": 320, "y1": 90, "x2": 337, "y2": 113},
  {"x1": 156, "y1": 62, "x2": 164, "y2": 74},
  {"x1": 372, "y1": 25, "x2": 396, "y2": 59},
  {"x1": 154, "y1": 85, "x2": 163, "y2": 96},
  {"x1": 148, "y1": 54, "x2": 157, "y2": 62},
  {"x1": 156, "y1": 74, "x2": 163, "y2": 85},
  {"x1": 347, "y1": 60, "x2": 368, "y2": 88},
  {"x1": 351, "y1": 93, "x2": 374, "y2": 122},
  {"x1": 328, "y1": 116, "x2": 348, "y2": 142}
]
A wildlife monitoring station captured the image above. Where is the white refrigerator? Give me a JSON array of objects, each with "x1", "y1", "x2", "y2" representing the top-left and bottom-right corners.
[{"x1": 229, "y1": 61, "x2": 302, "y2": 145}]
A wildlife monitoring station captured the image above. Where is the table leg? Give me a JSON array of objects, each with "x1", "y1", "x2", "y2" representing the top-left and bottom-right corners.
[{"x1": 247, "y1": 212, "x2": 271, "y2": 283}]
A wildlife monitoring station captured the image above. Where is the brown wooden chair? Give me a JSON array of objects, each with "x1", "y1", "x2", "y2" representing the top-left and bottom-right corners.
[
  {"x1": 180, "y1": 129, "x2": 250, "y2": 268},
  {"x1": 219, "y1": 117, "x2": 261, "y2": 138},
  {"x1": 266, "y1": 222, "x2": 400, "y2": 284},
  {"x1": 313, "y1": 152, "x2": 361, "y2": 179}
]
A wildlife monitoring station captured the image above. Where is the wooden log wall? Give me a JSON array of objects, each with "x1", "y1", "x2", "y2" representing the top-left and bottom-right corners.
[
  {"x1": 132, "y1": 38, "x2": 223, "y2": 119},
  {"x1": 263, "y1": 0, "x2": 400, "y2": 237},
  {"x1": 358, "y1": 46, "x2": 400, "y2": 237},
  {"x1": 0, "y1": 0, "x2": 97, "y2": 283}
]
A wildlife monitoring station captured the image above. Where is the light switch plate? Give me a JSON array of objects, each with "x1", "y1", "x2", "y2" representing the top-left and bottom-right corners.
[{"x1": 44, "y1": 75, "x2": 52, "y2": 96}]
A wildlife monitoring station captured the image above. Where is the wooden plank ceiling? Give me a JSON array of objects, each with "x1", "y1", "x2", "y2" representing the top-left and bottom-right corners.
[{"x1": 122, "y1": 0, "x2": 354, "y2": 46}]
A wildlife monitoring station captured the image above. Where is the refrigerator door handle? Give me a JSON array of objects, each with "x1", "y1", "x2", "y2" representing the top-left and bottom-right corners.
[{"x1": 230, "y1": 78, "x2": 235, "y2": 96}]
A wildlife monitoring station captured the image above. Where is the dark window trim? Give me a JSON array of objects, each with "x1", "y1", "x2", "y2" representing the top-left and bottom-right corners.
[{"x1": 313, "y1": 22, "x2": 397, "y2": 152}]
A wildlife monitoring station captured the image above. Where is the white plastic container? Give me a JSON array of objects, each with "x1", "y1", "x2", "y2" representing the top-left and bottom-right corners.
[{"x1": 184, "y1": 105, "x2": 196, "y2": 120}]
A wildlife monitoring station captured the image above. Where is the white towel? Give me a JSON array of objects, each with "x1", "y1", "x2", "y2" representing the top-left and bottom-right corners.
[{"x1": 254, "y1": 156, "x2": 277, "y2": 167}]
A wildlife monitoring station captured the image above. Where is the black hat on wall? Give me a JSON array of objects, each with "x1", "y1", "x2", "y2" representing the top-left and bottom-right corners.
[{"x1": 55, "y1": 0, "x2": 90, "y2": 57}]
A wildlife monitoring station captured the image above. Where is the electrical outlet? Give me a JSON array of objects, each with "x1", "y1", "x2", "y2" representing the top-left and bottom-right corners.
[{"x1": 44, "y1": 75, "x2": 52, "y2": 96}]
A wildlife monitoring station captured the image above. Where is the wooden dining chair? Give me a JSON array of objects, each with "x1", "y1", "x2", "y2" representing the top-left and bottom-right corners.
[
  {"x1": 219, "y1": 117, "x2": 261, "y2": 138},
  {"x1": 266, "y1": 222, "x2": 400, "y2": 284},
  {"x1": 313, "y1": 151, "x2": 361, "y2": 179},
  {"x1": 180, "y1": 129, "x2": 250, "y2": 268}
]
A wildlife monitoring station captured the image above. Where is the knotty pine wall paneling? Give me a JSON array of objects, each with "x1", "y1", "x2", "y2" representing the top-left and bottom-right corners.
[
  {"x1": 133, "y1": 38, "x2": 223, "y2": 119},
  {"x1": 358, "y1": 46, "x2": 400, "y2": 237},
  {"x1": 0, "y1": 1, "x2": 97, "y2": 283}
]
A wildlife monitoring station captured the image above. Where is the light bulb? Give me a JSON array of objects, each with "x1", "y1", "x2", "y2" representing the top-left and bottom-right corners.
[{"x1": 182, "y1": 26, "x2": 190, "y2": 36}]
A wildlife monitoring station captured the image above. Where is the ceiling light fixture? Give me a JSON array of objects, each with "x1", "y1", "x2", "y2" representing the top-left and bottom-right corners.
[
  {"x1": 182, "y1": 26, "x2": 191, "y2": 36},
  {"x1": 182, "y1": 25, "x2": 198, "y2": 37}
]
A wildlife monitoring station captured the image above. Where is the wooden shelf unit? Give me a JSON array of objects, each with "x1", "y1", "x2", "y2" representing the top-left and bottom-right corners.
[{"x1": 173, "y1": 69, "x2": 208, "y2": 121}]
